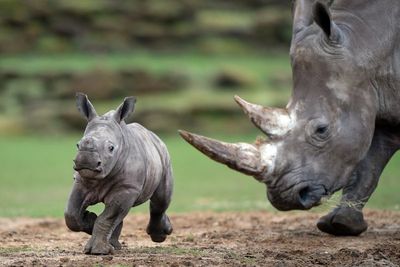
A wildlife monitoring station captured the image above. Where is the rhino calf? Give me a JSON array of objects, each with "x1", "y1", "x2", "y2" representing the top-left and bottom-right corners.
[{"x1": 64, "y1": 93, "x2": 173, "y2": 255}]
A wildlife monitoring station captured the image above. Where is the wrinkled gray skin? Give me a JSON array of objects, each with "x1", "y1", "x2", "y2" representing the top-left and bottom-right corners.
[
  {"x1": 65, "y1": 93, "x2": 173, "y2": 255},
  {"x1": 180, "y1": 0, "x2": 400, "y2": 236}
]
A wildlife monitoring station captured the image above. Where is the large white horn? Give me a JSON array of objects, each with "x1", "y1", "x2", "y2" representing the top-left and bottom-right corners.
[
  {"x1": 179, "y1": 130, "x2": 268, "y2": 178},
  {"x1": 234, "y1": 96, "x2": 293, "y2": 138}
]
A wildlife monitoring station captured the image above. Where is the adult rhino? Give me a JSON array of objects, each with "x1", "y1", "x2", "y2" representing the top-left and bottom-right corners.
[{"x1": 180, "y1": 0, "x2": 400, "y2": 236}]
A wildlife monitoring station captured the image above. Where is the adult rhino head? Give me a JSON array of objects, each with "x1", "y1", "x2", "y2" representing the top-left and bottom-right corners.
[
  {"x1": 181, "y1": 0, "x2": 400, "y2": 235},
  {"x1": 73, "y1": 93, "x2": 136, "y2": 179}
]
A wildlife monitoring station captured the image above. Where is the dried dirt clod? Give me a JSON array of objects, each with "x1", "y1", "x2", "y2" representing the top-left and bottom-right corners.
[
  {"x1": 102, "y1": 255, "x2": 113, "y2": 261},
  {"x1": 59, "y1": 257, "x2": 69, "y2": 263}
]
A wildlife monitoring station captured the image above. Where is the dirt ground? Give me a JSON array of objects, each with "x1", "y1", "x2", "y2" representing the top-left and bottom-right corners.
[{"x1": 0, "y1": 210, "x2": 399, "y2": 267}]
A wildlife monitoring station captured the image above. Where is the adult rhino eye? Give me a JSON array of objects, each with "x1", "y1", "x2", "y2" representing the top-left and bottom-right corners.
[
  {"x1": 314, "y1": 124, "x2": 330, "y2": 140},
  {"x1": 316, "y1": 125, "x2": 328, "y2": 135},
  {"x1": 109, "y1": 145, "x2": 114, "y2": 152},
  {"x1": 306, "y1": 119, "x2": 331, "y2": 147}
]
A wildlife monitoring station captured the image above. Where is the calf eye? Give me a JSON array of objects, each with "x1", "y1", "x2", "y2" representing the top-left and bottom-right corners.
[
  {"x1": 76, "y1": 143, "x2": 80, "y2": 149},
  {"x1": 109, "y1": 145, "x2": 114, "y2": 152}
]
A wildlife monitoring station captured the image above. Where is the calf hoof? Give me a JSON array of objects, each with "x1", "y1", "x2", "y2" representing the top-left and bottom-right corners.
[
  {"x1": 317, "y1": 207, "x2": 368, "y2": 236},
  {"x1": 84, "y1": 238, "x2": 115, "y2": 255},
  {"x1": 110, "y1": 239, "x2": 122, "y2": 250},
  {"x1": 147, "y1": 214, "x2": 173, "y2": 243}
]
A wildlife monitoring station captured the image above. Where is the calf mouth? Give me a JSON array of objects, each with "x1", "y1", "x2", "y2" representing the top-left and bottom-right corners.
[{"x1": 73, "y1": 166, "x2": 102, "y2": 178}]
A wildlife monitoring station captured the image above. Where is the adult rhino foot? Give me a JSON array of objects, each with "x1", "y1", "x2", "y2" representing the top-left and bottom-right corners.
[
  {"x1": 317, "y1": 206, "x2": 368, "y2": 236},
  {"x1": 84, "y1": 237, "x2": 115, "y2": 255},
  {"x1": 146, "y1": 214, "x2": 173, "y2": 243}
]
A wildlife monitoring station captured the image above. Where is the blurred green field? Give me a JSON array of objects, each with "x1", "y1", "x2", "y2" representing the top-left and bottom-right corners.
[
  {"x1": 0, "y1": 134, "x2": 399, "y2": 218},
  {"x1": 0, "y1": 52, "x2": 292, "y2": 107},
  {"x1": 0, "y1": 52, "x2": 289, "y2": 75},
  {"x1": 0, "y1": 52, "x2": 292, "y2": 135}
]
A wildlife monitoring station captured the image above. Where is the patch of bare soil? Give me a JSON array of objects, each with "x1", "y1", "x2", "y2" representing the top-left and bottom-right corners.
[{"x1": 0, "y1": 210, "x2": 399, "y2": 266}]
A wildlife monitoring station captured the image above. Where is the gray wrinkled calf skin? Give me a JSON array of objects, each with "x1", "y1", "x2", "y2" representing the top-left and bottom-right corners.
[{"x1": 64, "y1": 93, "x2": 173, "y2": 255}]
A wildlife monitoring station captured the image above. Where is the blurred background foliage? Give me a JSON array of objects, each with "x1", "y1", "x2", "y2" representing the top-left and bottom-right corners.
[
  {"x1": 0, "y1": 0, "x2": 292, "y2": 135},
  {"x1": 0, "y1": 0, "x2": 398, "y2": 217}
]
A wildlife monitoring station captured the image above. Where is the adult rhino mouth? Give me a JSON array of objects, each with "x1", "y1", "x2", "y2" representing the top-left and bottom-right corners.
[
  {"x1": 299, "y1": 185, "x2": 328, "y2": 207},
  {"x1": 266, "y1": 180, "x2": 329, "y2": 211}
]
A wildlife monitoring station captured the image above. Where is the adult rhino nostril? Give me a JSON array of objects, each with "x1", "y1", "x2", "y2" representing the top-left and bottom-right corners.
[
  {"x1": 299, "y1": 186, "x2": 311, "y2": 202},
  {"x1": 298, "y1": 186, "x2": 317, "y2": 209},
  {"x1": 97, "y1": 161, "x2": 102, "y2": 167},
  {"x1": 298, "y1": 185, "x2": 326, "y2": 209}
]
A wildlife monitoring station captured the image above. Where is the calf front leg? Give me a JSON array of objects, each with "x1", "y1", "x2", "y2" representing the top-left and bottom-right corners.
[
  {"x1": 317, "y1": 127, "x2": 399, "y2": 236},
  {"x1": 64, "y1": 182, "x2": 96, "y2": 235},
  {"x1": 84, "y1": 191, "x2": 137, "y2": 255}
]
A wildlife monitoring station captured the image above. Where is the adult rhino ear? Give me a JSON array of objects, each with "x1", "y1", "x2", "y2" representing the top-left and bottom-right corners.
[
  {"x1": 76, "y1": 92, "x2": 98, "y2": 121},
  {"x1": 313, "y1": 1, "x2": 341, "y2": 42},
  {"x1": 292, "y1": 0, "x2": 314, "y2": 35},
  {"x1": 114, "y1": 97, "x2": 136, "y2": 123}
]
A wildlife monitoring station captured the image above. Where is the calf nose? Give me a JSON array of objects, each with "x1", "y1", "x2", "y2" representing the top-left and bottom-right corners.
[
  {"x1": 73, "y1": 151, "x2": 102, "y2": 171},
  {"x1": 78, "y1": 136, "x2": 97, "y2": 151}
]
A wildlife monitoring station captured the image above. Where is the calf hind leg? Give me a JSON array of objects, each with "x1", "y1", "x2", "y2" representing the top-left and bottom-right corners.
[{"x1": 146, "y1": 171, "x2": 173, "y2": 242}]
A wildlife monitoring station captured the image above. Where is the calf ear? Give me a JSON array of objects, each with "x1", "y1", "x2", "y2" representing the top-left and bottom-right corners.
[
  {"x1": 76, "y1": 93, "x2": 97, "y2": 121},
  {"x1": 114, "y1": 97, "x2": 136, "y2": 123}
]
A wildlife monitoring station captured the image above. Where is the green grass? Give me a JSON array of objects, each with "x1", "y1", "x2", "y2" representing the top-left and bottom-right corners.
[
  {"x1": 0, "y1": 134, "x2": 399, "y2": 217},
  {"x1": 0, "y1": 52, "x2": 291, "y2": 99},
  {"x1": 0, "y1": 52, "x2": 290, "y2": 76}
]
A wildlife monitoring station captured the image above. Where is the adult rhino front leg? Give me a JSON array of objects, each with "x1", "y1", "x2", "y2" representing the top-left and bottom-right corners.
[
  {"x1": 64, "y1": 181, "x2": 97, "y2": 234},
  {"x1": 84, "y1": 191, "x2": 137, "y2": 255},
  {"x1": 317, "y1": 127, "x2": 399, "y2": 236}
]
